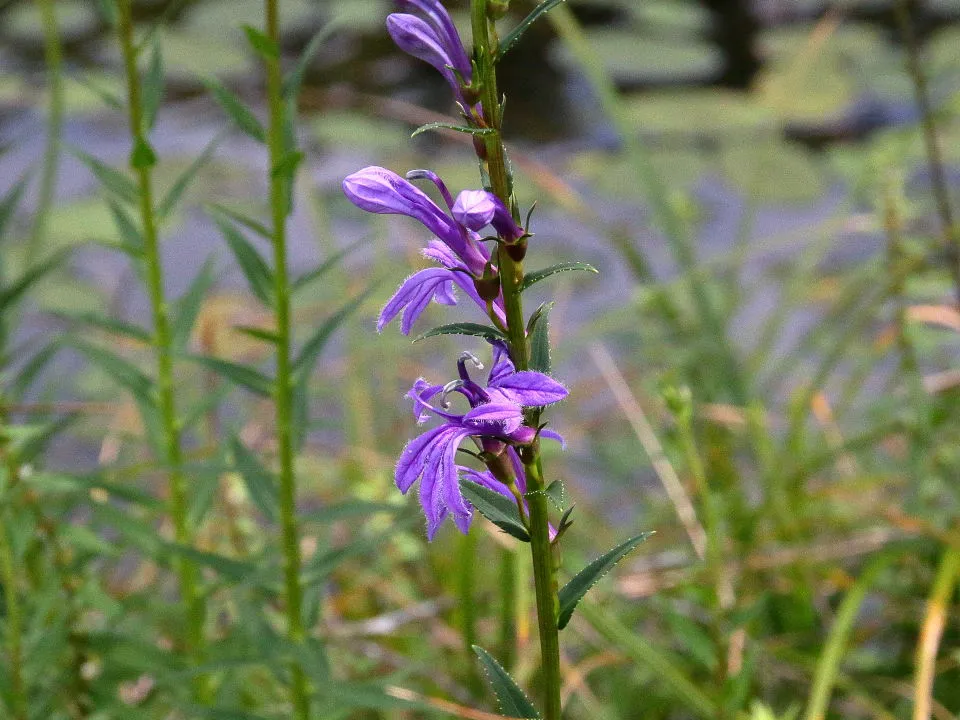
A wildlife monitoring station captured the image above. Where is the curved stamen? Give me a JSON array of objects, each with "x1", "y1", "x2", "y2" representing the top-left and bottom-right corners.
[
  {"x1": 440, "y1": 379, "x2": 466, "y2": 408},
  {"x1": 457, "y1": 351, "x2": 484, "y2": 382}
]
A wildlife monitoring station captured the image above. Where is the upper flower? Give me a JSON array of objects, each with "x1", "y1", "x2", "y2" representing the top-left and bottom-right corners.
[
  {"x1": 387, "y1": 0, "x2": 472, "y2": 106},
  {"x1": 396, "y1": 343, "x2": 567, "y2": 538}
]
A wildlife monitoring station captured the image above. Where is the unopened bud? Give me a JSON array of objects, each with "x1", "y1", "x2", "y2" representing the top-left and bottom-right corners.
[
  {"x1": 473, "y1": 263, "x2": 501, "y2": 301},
  {"x1": 504, "y1": 235, "x2": 527, "y2": 262}
]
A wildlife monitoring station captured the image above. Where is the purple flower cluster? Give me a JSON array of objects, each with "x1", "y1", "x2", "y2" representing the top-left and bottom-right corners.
[
  {"x1": 398, "y1": 343, "x2": 566, "y2": 538},
  {"x1": 343, "y1": 165, "x2": 520, "y2": 335}
]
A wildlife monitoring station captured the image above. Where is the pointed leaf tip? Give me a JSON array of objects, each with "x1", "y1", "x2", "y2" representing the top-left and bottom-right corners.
[{"x1": 472, "y1": 646, "x2": 540, "y2": 719}]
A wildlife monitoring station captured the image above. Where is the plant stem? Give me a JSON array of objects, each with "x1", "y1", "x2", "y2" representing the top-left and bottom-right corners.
[
  {"x1": 28, "y1": 0, "x2": 64, "y2": 268},
  {"x1": 116, "y1": 0, "x2": 203, "y2": 686},
  {"x1": 470, "y1": 5, "x2": 562, "y2": 716},
  {"x1": 263, "y1": 2, "x2": 310, "y2": 717},
  {"x1": 894, "y1": 0, "x2": 960, "y2": 307},
  {"x1": 0, "y1": 507, "x2": 26, "y2": 720}
]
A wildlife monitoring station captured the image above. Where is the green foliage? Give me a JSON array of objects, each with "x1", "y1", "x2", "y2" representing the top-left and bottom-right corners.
[
  {"x1": 473, "y1": 645, "x2": 540, "y2": 718},
  {"x1": 460, "y1": 478, "x2": 531, "y2": 542}
]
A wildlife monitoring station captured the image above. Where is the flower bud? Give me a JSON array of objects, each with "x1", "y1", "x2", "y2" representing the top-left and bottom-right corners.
[
  {"x1": 474, "y1": 268, "x2": 501, "y2": 301},
  {"x1": 504, "y1": 235, "x2": 527, "y2": 262}
]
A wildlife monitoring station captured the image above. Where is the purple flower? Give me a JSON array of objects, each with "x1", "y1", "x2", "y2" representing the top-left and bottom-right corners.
[
  {"x1": 387, "y1": 0, "x2": 472, "y2": 105},
  {"x1": 396, "y1": 344, "x2": 567, "y2": 538},
  {"x1": 343, "y1": 166, "x2": 510, "y2": 334}
]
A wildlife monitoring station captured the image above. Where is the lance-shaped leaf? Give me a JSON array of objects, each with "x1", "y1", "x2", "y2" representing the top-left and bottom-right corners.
[
  {"x1": 242, "y1": 24, "x2": 279, "y2": 60},
  {"x1": 459, "y1": 479, "x2": 529, "y2": 542},
  {"x1": 157, "y1": 133, "x2": 223, "y2": 222},
  {"x1": 0, "y1": 176, "x2": 28, "y2": 240},
  {"x1": 208, "y1": 203, "x2": 271, "y2": 239},
  {"x1": 54, "y1": 310, "x2": 152, "y2": 344},
  {"x1": 544, "y1": 479, "x2": 565, "y2": 510},
  {"x1": 142, "y1": 34, "x2": 164, "y2": 132},
  {"x1": 172, "y1": 258, "x2": 215, "y2": 350},
  {"x1": 212, "y1": 213, "x2": 274, "y2": 307},
  {"x1": 291, "y1": 240, "x2": 362, "y2": 295},
  {"x1": 0, "y1": 250, "x2": 67, "y2": 312},
  {"x1": 527, "y1": 301, "x2": 553, "y2": 374},
  {"x1": 106, "y1": 199, "x2": 144, "y2": 256},
  {"x1": 73, "y1": 148, "x2": 139, "y2": 205},
  {"x1": 414, "y1": 322, "x2": 508, "y2": 344},
  {"x1": 283, "y1": 21, "x2": 340, "y2": 99},
  {"x1": 472, "y1": 646, "x2": 540, "y2": 719},
  {"x1": 229, "y1": 436, "x2": 278, "y2": 522},
  {"x1": 411, "y1": 122, "x2": 496, "y2": 139},
  {"x1": 520, "y1": 261, "x2": 598, "y2": 292},
  {"x1": 204, "y1": 78, "x2": 266, "y2": 144},
  {"x1": 187, "y1": 355, "x2": 273, "y2": 397},
  {"x1": 557, "y1": 532, "x2": 653, "y2": 630},
  {"x1": 74, "y1": 339, "x2": 153, "y2": 402},
  {"x1": 498, "y1": 0, "x2": 569, "y2": 60}
]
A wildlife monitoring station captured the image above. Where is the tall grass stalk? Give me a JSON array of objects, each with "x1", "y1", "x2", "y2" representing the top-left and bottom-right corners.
[
  {"x1": 263, "y1": 1, "x2": 310, "y2": 716},
  {"x1": 116, "y1": 0, "x2": 204, "y2": 684},
  {"x1": 27, "y1": 0, "x2": 64, "y2": 267},
  {"x1": 471, "y1": 3, "x2": 561, "y2": 715},
  {"x1": 913, "y1": 547, "x2": 960, "y2": 720}
]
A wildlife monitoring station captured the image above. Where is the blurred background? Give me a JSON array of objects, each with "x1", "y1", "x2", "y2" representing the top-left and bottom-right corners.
[{"x1": 0, "y1": 0, "x2": 959, "y2": 718}]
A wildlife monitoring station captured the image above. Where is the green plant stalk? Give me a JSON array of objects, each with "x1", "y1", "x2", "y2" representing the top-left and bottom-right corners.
[
  {"x1": 913, "y1": 546, "x2": 960, "y2": 720},
  {"x1": 27, "y1": 0, "x2": 64, "y2": 268},
  {"x1": 0, "y1": 509, "x2": 26, "y2": 720},
  {"x1": 116, "y1": 0, "x2": 203, "y2": 680},
  {"x1": 894, "y1": 0, "x2": 960, "y2": 306},
  {"x1": 802, "y1": 553, "x2": 892, "y2": 720},
  {"x1": 263, "y1": 2, "x2": 309, "y2": 717},
  {"x1": 471, "y1": 3, "x2": 561, "y2": 717}
]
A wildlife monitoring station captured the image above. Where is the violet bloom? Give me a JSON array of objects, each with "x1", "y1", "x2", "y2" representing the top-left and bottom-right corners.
[
  {"x1": 396, "y1": 343, "x2": 567, "y2": 539},
  {"x1": 343, "y1": 166, "x2": 509, "y2": 334},
  {"x1": 387, "y1": 0, "x2": 472, "y2": 106}
]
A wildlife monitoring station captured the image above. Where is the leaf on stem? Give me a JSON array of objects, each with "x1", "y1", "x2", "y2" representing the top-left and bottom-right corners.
[
  {"x1": 557, "y1": 531, "x2": 653, "y2": 630},
  {"x1": 497, "y1": 0, "x2": 569, "y2": 61},
  {"x1": 414, "y1": 322, "x2": 508, "y2": 344},
  {"x1": 0, "y1": 251, "x2": 67, "y2": 312},
  {"x1": 544, "y1": 479, "x2": 565, "y2": 510},
  {"x1": 73, "y1": 339, "x2": 155, "y2": 406},
  {"x1": 459, "y1": 479, "x2": 530, "y2": 542},
  {"x1": 203, "y1": 78, "x2": 267, "y2": 144},
  {"x1": 520, "y1": 261, "x2": 598, "y2": 293},
  {"x1": 73, "y1": 149, "x2": 139, "y2": 205},
  {"x1": 472, "y1": 645, "x2": 540, "y2": 719},
  {"x1": 229, "y1": 435, "x2": 278, "y2": 522},
  {"x1": 410, "y1": 122, "x2": 496, "y2": 139},
  {"x1": 0, "y1": 176, "x2": 28, "y2": 241},
  {"x1": 283, "y1": 21, "x2": 340, "y2": 100},
  {"x1": 53, "y1": 310, "x2": 152, "y2": 344},
  {"x1": 208, "y1": 203, "x2": 272, "y2": 239},
  {"x1": 172, "y1": 258, "x2": 215, "y2": 350},
  {"x1": 242, "y1": 25, "x2": 279, "y2": 61},
  {"x1": 142, "y1": 35, "x2": 164, "y2": 132},
  {"x1": 291, "y1": 240, "x2": 362, "y2": 295},
  {"x1": 106, "y1": 199, "x2": 144, "y2": 256},
  {"x1": 527, "y1": 301, "x2": 553, "y2": 374},
  {"x1": 157, "y1": 133, "x2": 223, "y2": 222},
  {"x1": 211, "y1": 213, "x2": 274, "y2": 307},
  {"x1": 186, "y1": 355, "x2": 273, "y2": 397}
]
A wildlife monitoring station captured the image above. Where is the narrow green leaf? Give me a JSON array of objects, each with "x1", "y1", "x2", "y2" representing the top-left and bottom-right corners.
[
  {"x1": 54, "y1": 311, "x2": 152, "y2": 344},
  {"x1": 544, "y1": 479, "x2": 565, "y2": 510},
  {"x1": 69, "y1": 72, "x2": 123, "y2": 110},
  {"x1": 106, "y1": 199, "x2": 144, "y2": 255},
  {"x1": 73, "y1": 148, "x2": 139, "y2": 205},
  {"x1": 234, "y1": 325, "x2": 280, "y2": 344},
  {"x1": 291, "y1": 241, "x2": 361, "y2": 295},
  {"x1": 411, "y1": 122, "x2": 495, "y2": 139},
  {"x1": 413, "y1": 322, "x2": 508, "y2": 344},
  {"x1": 283, "y1": 21, "x2": 340, "y2": 99},
  {"x1": 172, "y1": 258, "x2": 215, "y2": 350},
  {"x1": 157, "y1": 133, "x2": 223, "y2": 221},
  {"x1": 528, "y1": 301, "x2": 553, "y2": 374},
  {"x1": 212, "y1": 213, "x2": 274, "y2": 306},
  {"x1": 459, "y1": 479, "x2": 530, "y2": 542},
  {"x1": 520, "y1": 261, "x2": 598, "y2": 292},
  {"x1": 0, "y1": 177, "x2": 28, "y2": 240},
  {"x1": 0, "y1": 251, "x2": 66, "y2": 312},
  {"x1": 10, "y1": 415, "x2": 77, "y2": 465},
  {"x1": 74, "y1": 340, "x2": 153, "y2": 401},
  {"x1": 229, "y1": 436, "x2": 278, "y2": 522},
  {"x1": 142, "y1": 35, "x2": 164, "y2": 131},
  {"x1": 208, "y1": 203, "x2": 271, "y2": 239},
  {"x1": 242, "y1": 25, "x2": 279, "y2": 60},
  {"x1": 187, "y1": 355, "x2": 273, "y2": 397},
  {"x1": 293, "y1": 289, "x2": 371, "y2": 373},
  {"x1": 203, "y1": 78, "x2": 266, "y2": 143},
  {"x1": 498, "y1": 0, "x2": 569, "y2": 60},
  {"x1": 557, "y1": 532, "x2": 653, "y2": 630},
  {"x1": 472, "y1": 646, "x2": 540, "y2": 719},
  {"x1": 165, "y1": 543, "x2": 258, "y2": 583},
  {"x1": 10, "y1": 342, "x2": 59, "y2": 400}
]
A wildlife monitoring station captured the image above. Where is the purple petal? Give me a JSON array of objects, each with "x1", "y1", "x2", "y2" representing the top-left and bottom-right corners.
[
  {"x1": 422, "y1": 239, "x2": 460, "y2": 268},
  {"x1": 487, "y1": 341, "x2": 515, "y2": 385},
  {"x1": 490, "y1": 370, "x2": 568, "y2": 406},
  {"x1": 452, "y1": 190, "x2": 499, "y2": 231},
  {"x1": 395, "y1": 0, "x2": 471, "y2": 77},
  {"x1": 377, "y1": 267, "x2": 459, "y2": 334},
  {"x1": 407, "y1": 378, "x2": 444, "y2": 423},
  {"x1": 539, "y1": 428, "x2": 567, "y2": 449},
  {"x1": 407, "y1": 169, "x2": 455, "y2": 210},
  {"x1": 463, "y1": 401, "x2": 524, "y2": 434},
  {"x1": 387, "y1": 14, "x2": 459, "y2": 90},
  {"x1": 395, "y1": 425, "x2": 450, "y2": 493}
]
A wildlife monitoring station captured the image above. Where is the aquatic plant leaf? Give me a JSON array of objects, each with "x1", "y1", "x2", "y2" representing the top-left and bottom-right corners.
[
  {"x1": 212, "y1": 213, "x2": 274, "y2": 307},
  {"x1": 459, "y1": 479, "x2": 530, "y2": 542},
  {"x1": 472, "y1": 645, "x2": 540, "y2": 718},
  {"x1": 410, "y1": 122, "x2": 495, "y2": 139},
  {"x1": 204, "y1": 78, "x2": 266, "y2": 143},
  {"x1": 527, "y1": 301, "x2": 553, "y2": 374},
  {"x1": 187, "y1": 355, "x2": 273, "y2": 397},
  {"x1": 557, "y1": 532, "x2": 653, "y2": 629},
  {"x1": 229, "y1": 435, "x2": 278, "y2": 522},
  {"x1": 414, "y1": 322, "x2": 508, "y2": 344},
  {"x1": 520, "y1": 262, "x2": 598, "y2": 292}
]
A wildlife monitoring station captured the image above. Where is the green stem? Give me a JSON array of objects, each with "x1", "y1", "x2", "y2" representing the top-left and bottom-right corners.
[
  {"x1": 28, "y1": 0, "x2": 64, "y2": 268},
  {"x1": 0, "y1": 507, "x2": 26, "y2": 720},
  {"x1": 117, "y1": 0, "x2": 203, "y2": 684},
  {"x1": 263, "y1": 2, "x2": 309, "y2": 717},
  {"x1": 913, "y1": 545, "x2": 960, "y2": 720},
  {"x1": 471, "y1": 3, "x2": 562, "y2": 716}
]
